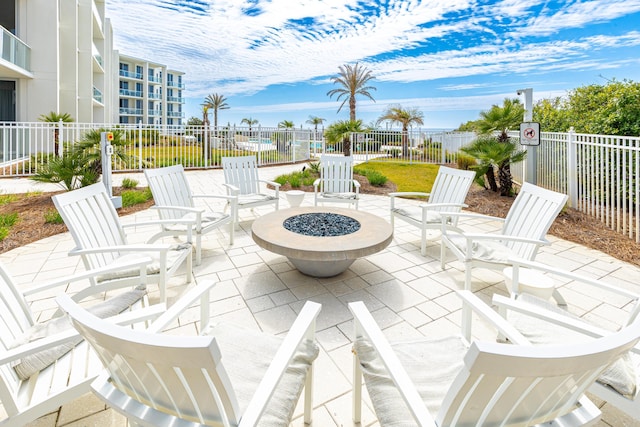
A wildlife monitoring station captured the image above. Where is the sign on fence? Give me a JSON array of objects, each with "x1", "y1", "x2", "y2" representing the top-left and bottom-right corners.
[{"x1": 519, "y1": 122, "x2": 540, "y2": 146}]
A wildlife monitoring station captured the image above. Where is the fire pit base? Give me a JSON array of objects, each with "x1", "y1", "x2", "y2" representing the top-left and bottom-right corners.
[{"x1": 251, "y1": 207, "x2": 393, "y2": 278}]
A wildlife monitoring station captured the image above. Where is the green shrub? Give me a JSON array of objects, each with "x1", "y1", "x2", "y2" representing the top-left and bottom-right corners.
[
  {"x1": 273, "y1": 170, "x2": 316, "y2": 188},
  {"x1": 44, "y1": 209, "x2": 64, "y2": 224},
  {"x1": 0, "y1": 194, "x2": 18, "y2": 205},
  {"x1": 457, "y1": 154, "x2": 477, "y2": 170},
  {"x1": 0, "y1": 212, "x2": 18, "y2": 227},
  {"x1": 121, "y1": 177, "x2": 139, "y2": 189},
  {"x1": 364, "y1": 170, "x2": 388, "y2": 186},
  {"x1": 0, "y1": 227, "x2": 8, "y2": 241},
  {"x1": 121, "y1": 188, "x2": 152, "y2": 208}
]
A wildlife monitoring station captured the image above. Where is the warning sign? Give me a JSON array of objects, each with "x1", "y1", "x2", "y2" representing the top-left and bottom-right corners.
[{"x1": 519, "y1": 122, "x2": 540, "y2": 146}]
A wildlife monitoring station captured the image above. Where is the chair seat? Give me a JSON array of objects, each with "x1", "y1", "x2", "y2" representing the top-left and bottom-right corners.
[
  {"x1": 448, "y1": 234, "x2": 512, "y2": 263},
  {"x1": 320, "y1": 192, "x2": 357, "y2": 200},
  {"x1": 391, "y1": 206, "x2": 442, "y2": 223},
  {"x1": 164, "y1": 211, "x2": 230, "y2": 232},
  {"x1": 97, "y1": 244, "x2": 191, "y2": 282},
  {"x1": 206, "y1": 323, "x2": 319, "y2": 426},
  {"x1": 506, "y1": 294, "x2": 639, "y2": 398},
  {"x1": 355, "y1": 335, "x2": 468, "y2": 425}
]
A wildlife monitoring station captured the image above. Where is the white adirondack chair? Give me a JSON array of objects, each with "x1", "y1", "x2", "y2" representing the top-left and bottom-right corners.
[
  {"x1": 144, "y1": 164, "x2": 237, "y2": 265},
  {"x1": 221, "y1": 155, "x2": 280, "y2": 224},
  {"x1": 492, "y1": 259, "x2": 640, "y2": 421},
  {"x1": 313, "y1": 155, "x2": 360, "y2": 209},
  {"x1": 0, "y1": 257, "x2": 165, "y2": 426},
  {"x1": 58, "y1": 284, "x2": 322, "y2": 427},
  {"x1": 52, "y1": 183, "x2": 193, "y2": 303},
  {"x1": 440, "y1": 182, "x2": 568, "y2": 291},
  {"x1": 350, "y1": 291, "x2": 640, "y2": 426},
  {"x1": 389, "y1": 166, "x2": 475, "y2": 255}
]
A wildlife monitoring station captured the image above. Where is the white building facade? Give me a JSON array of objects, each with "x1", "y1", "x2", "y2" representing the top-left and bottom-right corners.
[
  {"x1": 118, "y1": 55, "x2": 184, "y2": 126},
  {"x1": 0, "y1": 0, "x2": 184, "y2": 125}
]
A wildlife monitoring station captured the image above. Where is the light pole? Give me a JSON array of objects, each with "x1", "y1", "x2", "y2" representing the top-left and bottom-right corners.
[{"x1": 517, "y1": 88, "x2": 536, "y2": 184}]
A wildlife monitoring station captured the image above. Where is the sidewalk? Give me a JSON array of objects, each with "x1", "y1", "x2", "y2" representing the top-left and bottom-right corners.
[{"x1": 0, "y1": 166, "x2": 638, "y2": 426}]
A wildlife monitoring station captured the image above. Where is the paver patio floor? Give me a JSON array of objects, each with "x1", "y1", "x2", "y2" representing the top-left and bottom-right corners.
[{"x1": 1, "y1": 165, "x2": 638, "y2": 426}]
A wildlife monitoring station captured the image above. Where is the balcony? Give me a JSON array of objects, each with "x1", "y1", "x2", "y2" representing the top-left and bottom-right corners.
[
  {"x1": 0, "y1": 26, "x2": 32, "y2": 78},
  {"x1": 119, "y1": 89, "x2": 143, "y2": 97},
  {"x1": 167, "y1": 96, "x2": 184, "y2": 103},
  {"x1": 148, "y1": 75, "x2": 162, "y2": 83},
  {"x1": 119, "y1": 107, "x2": 143, "y2": 115},
  {"x1": 168, "y1": 111, "x2": 184, "y2": 118},
  {"x1": 167, "y1": 81, "x2": 185, "y2": 89},
  {"x1": 119, "y1": 69, "x2": 142, "y2": 79},
  {"x1": 149, "y1": 109, "x2": 162, "y2": 116},
  {"x1": 93, "y1": 87, "x2": 103, "y2": 103},
  {"x1": 148, "y1": 92, "x2": 162, "y2": 100}
]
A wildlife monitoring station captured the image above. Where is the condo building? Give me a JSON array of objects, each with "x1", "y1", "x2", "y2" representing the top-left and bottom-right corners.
[{"x1": 0, "y1": 0, "x2": 184, "y2": 125}]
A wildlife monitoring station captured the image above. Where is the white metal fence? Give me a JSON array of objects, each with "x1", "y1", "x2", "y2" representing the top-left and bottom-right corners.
[
  {"x1": 1, "y1": 121, "x2": 637, "y2": 243},
  {"x1": 510, "y1": 129, "x2": 640, "y2": 243}
]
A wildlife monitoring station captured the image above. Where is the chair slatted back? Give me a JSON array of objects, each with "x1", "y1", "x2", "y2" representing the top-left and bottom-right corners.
[
  {"x1": 144, "y1": 165, "x2": 194, "y2": 220},
  {"x1": 53, "y1": 183, "x2": 127, "y2": 270},
  {"x1": 319, "y1": 155, "x2": 355, "y2": 193},
  {"x1": 427, "y1": 166, "x2": 475, "y2": 212},
  {"x1": 438, "y1": 325, "x2": 640, "y2": 426},
  {"x1": 501, "y1": 182, "x2": 568, "y2": 260},
  {"x1": 64, "y1": 301, "x2": 243, "y2": 426},
  {"x1": 222, "y1": 156, "x2": 260, "y2": 195},
  {"x1": 0, "y1": 263, "x2": 34, "y2": 413}
]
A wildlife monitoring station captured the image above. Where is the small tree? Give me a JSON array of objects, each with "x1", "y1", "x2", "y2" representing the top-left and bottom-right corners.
[
  {"x1": 461, "y1": 135, "x2": 526, "y2": 196},
  {"x1": 324, "y1": 119, "x2": 366, "y2": 157},
  {"x1": 38, "y1": 111, "x2": 74, "y2": 156}
]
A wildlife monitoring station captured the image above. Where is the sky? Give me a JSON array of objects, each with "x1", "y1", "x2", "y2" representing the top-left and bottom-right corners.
[{"x1": 106, "y1": 0, "x2": 640, "y2": 130}]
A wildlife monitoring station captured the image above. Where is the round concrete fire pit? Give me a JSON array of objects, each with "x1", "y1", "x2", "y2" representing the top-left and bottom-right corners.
[{"x1": 251, "y1": 207, "x2": 393, "y2": 277}]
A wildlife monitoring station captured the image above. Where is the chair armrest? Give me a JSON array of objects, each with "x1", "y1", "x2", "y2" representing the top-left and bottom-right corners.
[
  {"x1": 151, "y1": 205, "x2": 204, "y2": 215},
  {"x1": 456, "y1": 291, "x2": 531, "y2": 346},
  {"x1": 349, "y1": 301, "x2": 436, "y2": 426},
  {"x1": 146, "y1": 280, "x2": 217, "y2": 334},
  {"x1": 22, "y1": 258, "x2": 153, "y2": 297},
  {"x1": 421, "y1": 202, "x2": 467, "y2": 210},
  {"x1": 259, "y1": 179, "x2": 281, "y2": 189},
  {"x1": 0, "y1": 328, "x2": 79, "y2": 366},
  {"x1": 240, "y1": 301, "x2": 322, "y2": 427},
  {"x1": 192, "y1": 194, "x2": 237, "y2": 202},
  {"x1": 121, "y1": 219, "x2": 197, "y2": 230},
  {"x1": 439, "y1": 211, "x2": 506, "y2": 223},
  {"x1": 353, "y1": 180, "x2": 361, "y2": 189},
  {"x1": 222, "y1": 183, "x2": 240, "y2": 196},
  {"x1": 389, "y1": 192, "x2": 431, "y2": 199},
  {"x1": 69, "y1": 244, "x2": 173, "y2": 257}
]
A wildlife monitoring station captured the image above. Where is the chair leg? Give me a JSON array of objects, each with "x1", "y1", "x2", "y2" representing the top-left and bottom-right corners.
[
  {"x1": 353, "y1": 351, "x2": 363, "y2": 424},
  {"x1": 304, "y1": 364, "x2": 314, "y2": 424},
  {"x1": 440, "y1": 240, "x2": 446, "y2": 270},
  {"x1": 421, "y1": 229, "x2": 427, "y2": 256},
  {"x1": 465, "y1": 263, "x2": 472, "y2": 291},
  {"x1": 195, "y1": 233, "x2": 202, "y2": 266}
]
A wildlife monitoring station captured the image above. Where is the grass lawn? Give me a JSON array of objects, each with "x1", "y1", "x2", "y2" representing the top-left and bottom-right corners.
[{"x1": 354, "y1": 161, "x2": 442, "y2": 192}]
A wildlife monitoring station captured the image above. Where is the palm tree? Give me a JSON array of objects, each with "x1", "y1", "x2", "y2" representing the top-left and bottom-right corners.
[
  {"x1": 306, "y1": 115, "x2": 326, "y2": 142},
  {"x1": 377, "y1": 105, "x2": 424, "y2": 157},
  {"x1": 278, "y1": 120, "x2": 295, "y2": 129},
  {"x1": 200, "y1": 105, "x2": 210, "y2": 158},
  {"x1": 38, "y1": 111, "x2": 74, "y2": 156},
  {"x1": 241, "y1": 117, "x2": 259, "y2": 133},
  {"x1": 477, "y1": 98, "x2": 524, "y2": 142},
  {"x1": 327, "y1": 63, "x2": 376, "y2": 121},
  {"x1": 324, "y1": 119, "x2": 367, "y2": 157},
  {"x1": 202, "y1": 93, "x2": 229, "y2": 132},
  {"x1": 461, "y1": 135, "x2": 527, "y2": 196}
]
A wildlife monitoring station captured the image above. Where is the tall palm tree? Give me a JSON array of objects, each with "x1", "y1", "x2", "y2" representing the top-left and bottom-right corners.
[
  {"x1": 202, "y1": 93, "x2": 229, "y2": 132},
  {"x1": 38, "y1": 111, "x2": 74, "y2": 156},
  {"x1": 327, "y1": 63, "x2": 376, "y2": 121},
  {"x1": 324, "y1": 119, "x2": 367, "y2": 157},
  {"x1": 278, "y1": 120, "x2": 295, "y2": 129},
  {"x1": 200, "y1": 105, "x2": 210, "y2": 158},
  {"x1": 241, "y1": 117, "x2": 259, "y2": 132},
  {"x1": 306, "y1": 115, "x2": 326, "y2": 141},
  {"x1": 377, "y1": 105, "x2": 424, "y2": 157},
  {"x1": 477, "y1": 98, "x2": 524, "y2": 142}
]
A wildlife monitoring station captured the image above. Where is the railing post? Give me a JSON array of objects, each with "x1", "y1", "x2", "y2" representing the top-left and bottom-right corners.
[
  {"x1": 567, "y1": 127, "x2": 578, "y2": 208},
  {"x1": 57, "y1": 120, "x2": 64, "y2": 157},
  {"x1": 138, "y1": 121, "x2": 143, "y2": 170},
  {"x1": 204, "y1": 124, "x2": 209, "y2": 168}
]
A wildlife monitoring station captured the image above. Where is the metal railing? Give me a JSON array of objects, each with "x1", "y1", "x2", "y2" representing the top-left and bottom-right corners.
[
  {"x1": 510, "y1": 129, "x2": 639, "y2": 242},
  {"x1": 0, "y1": 121, "x2": 635, "y2": 243},
  {"x1": 1, "y1": 26, "x2": 30, "y2": 71}
]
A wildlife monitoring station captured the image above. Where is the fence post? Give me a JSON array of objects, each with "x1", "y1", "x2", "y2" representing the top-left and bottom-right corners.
[
  {"x1": 138, "y1": 121, "x2": 143, "y2": 170},
  {"x1": 567, "y1": 127, "x2": 578, "y2": 208},
  {"x1": 57, "y1": 120, "x2": 64, "y2": 157}
]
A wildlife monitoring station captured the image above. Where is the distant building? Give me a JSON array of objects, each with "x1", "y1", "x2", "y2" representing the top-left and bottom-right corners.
[
  {"x1": 0, "y1": 0, "x2": 184, "y2": 125},
  {"x1": 118, "y1": 55, "x2": 184, "y2": 126}
]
